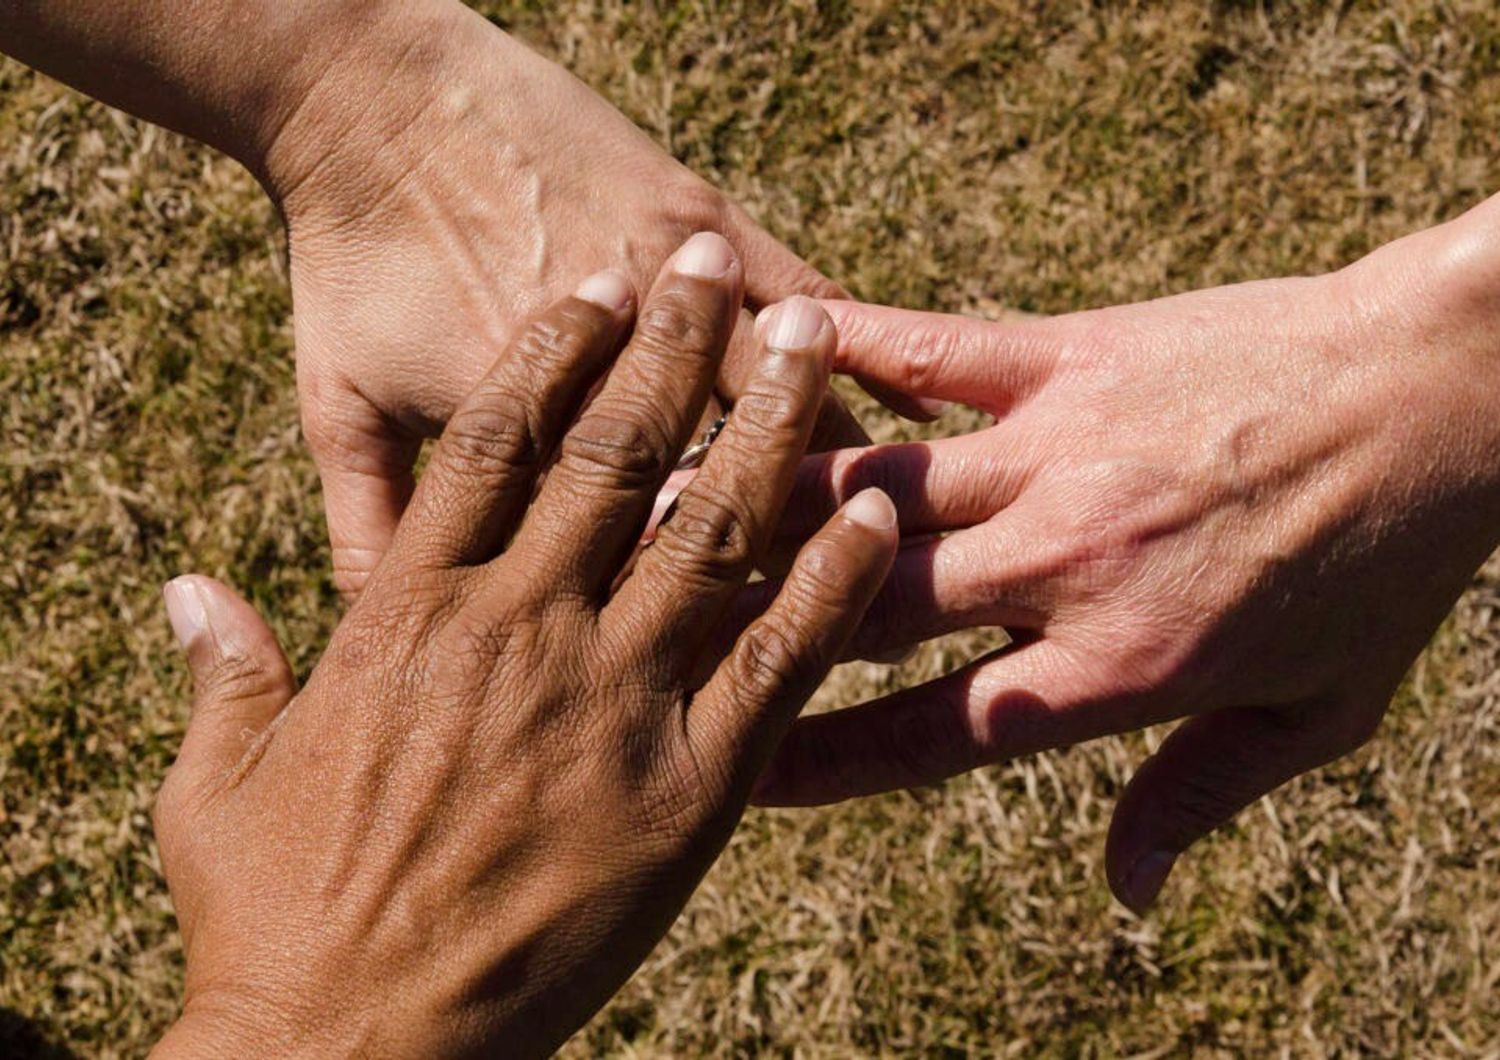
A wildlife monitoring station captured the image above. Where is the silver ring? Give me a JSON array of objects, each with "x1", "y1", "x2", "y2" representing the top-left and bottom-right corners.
[{"x1": 675, "y1": 416, "x2": 726, "y2": 471}]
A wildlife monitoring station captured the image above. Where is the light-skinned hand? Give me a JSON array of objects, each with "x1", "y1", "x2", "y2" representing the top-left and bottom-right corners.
[
  {"x1": 753, "y1": 194, "x2": 1500, "y2": 913},
  {"x1": 1, "y1": 0, "x2": 878, "y2": 601}
]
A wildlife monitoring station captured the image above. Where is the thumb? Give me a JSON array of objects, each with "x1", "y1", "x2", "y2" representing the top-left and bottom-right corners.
[
  {"x1": 1105, "y1": 700, "x2": 1373, "y2": 914},
  {"x1": 302, "y1": 390, "x2": 421, "y2": 601},
  {"x1": 163, "y1": 575, "x2": 297, "y2": 778}
]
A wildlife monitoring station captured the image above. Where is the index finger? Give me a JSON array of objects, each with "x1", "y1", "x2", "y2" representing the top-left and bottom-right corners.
[{"x1": 820, "y1": 301, "x2": 1060, "y2": 415}]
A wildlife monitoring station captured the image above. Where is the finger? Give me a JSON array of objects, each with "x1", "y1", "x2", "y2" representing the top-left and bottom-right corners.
[
  {"x1": 519, "y1": 232, "x2": 743, "y2": 593},
  {"x1": 725, "y1": 207, "x2": 945, "y2": 423},
  {"x1": 850, "y1": 497, "x2": 1084, "y2": 659},
  {"x1": 610, "y1": 296, "x2": 834, "y2": 664},
  {"x1": 819, "y1": 301, "x2": 1060, "y2": 414},
  {"x1": 736, "y1": 500, "x2": 1058, "y2": 666},
  {"x1": 162, "y1": 575, "x2": 297, "y2": 779},
  {"x1": 303, "y1": 394, "x2": 421, "y2": 601},
  {"x1": 1105, "y1": 700, "x2": 1374, "y2": 914},
  {"x1": 392, "y1": 271, "x2": 635, "y2": 570},
  {"x1": 725, "y1": 202, "x2": 848, "y2": 307},
  {"x1": 720, "y1": 306, "x2": 871, "y2": 453},
  {"x1": 751, "y1": 637, "x2": 1163, "y2": 806},
  {"x1": 690, "y1": 488, "x2": 898, "y2": 789},
  {"x1": 847, "y1": 374, "x2": 951, "y2": 424},
  {"x1": 776, "y1": 425, "x2": 1041, "y2": 544}
]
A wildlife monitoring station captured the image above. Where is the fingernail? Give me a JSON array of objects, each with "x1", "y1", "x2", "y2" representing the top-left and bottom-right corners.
[
  {"x1": 575, "y1": 269, "x2": 633, "y2": 311},
  {"x1": 163, "y1": 577, "x2": 208, "y2": 650},
  {"x1": 844, "y1": 487, "x2": 896, "y2": 531},
  {"x1": 1122, "y1": 850, "x2": 1177, "y2": 914},
  {"x1": 914, "y1": 397, "x2": 951, "y2": 418},
  {"x1": 760, "y1": 296, "x2": 828, "y2": 352},
  {"x1": 674, "y1": 231, "x2": 735, "y2": 278}
]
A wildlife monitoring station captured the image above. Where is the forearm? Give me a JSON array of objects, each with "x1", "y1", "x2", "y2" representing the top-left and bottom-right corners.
[{"x1": 0, "y1": 0, "x2": 481, "y2": 199}]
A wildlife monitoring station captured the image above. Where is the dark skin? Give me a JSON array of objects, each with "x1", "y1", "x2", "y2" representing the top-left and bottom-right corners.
[{"x1": 151, "y1": 234, "x2": 898, "y2": 1058}]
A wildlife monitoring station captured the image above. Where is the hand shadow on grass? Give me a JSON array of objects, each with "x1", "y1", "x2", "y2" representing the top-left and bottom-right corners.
[{"x1": 0, "y1": 1009, "x2": 81, "y2": 1060}]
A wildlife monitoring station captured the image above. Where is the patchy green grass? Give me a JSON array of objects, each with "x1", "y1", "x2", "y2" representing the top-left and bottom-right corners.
[{"x1": 3, "y1": 1, "x2": 1499, "y2": 1055}]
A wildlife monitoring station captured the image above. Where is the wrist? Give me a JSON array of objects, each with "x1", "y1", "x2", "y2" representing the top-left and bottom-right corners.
[
  {"x1": 1409, "y1": 196, "x2": 1500, "y2": 488},
  {"x1": 153, "y1": 1007, "x2": 300, "y2": 1060},
  {"x1": 0, "y1": 1, "x2": 458, "y2": 200},
  {"x1": 1344, "y1": 192, "x2": 1500, "y2": 524},
  {"x1": 153, "y1": 990, "x2": 369, "y2": 1060},
  {"x1": 257, "y1": 0, "x2": 522, "y2": 217},
  {"x1": 149, "y1": 965, "x2": 361, "y2": 1060}
]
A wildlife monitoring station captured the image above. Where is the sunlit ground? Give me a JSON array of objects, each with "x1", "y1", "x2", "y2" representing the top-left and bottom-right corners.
[{"x1": 2, "y1": 2, "x2": 1497, "y2": 1055}]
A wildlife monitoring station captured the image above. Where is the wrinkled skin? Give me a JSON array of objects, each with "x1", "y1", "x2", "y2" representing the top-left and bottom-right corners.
[
  {"x1": 755, "y1": 193, "x2": 1500, "y2": 912},
  {"x1": 150, "y1": 234, "x2": 897, "y2": 1058},
  {"x1": 271, "y1": 2, "x2": 873, "y2": 596},
  {"x1": 1, "y1": 0, "x2": 871, "y2": 601}
]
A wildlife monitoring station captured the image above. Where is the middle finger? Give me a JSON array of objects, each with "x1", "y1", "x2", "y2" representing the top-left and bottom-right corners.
[
  {"x1": 606, "y1": 296, "x2": 834, "y2": 669},
  {"x1": 514, "y1": 233, "x2": 743, "y2": 597}
]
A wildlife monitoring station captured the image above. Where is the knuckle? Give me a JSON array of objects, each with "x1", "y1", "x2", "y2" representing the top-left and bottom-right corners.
[
  {"x1": 201, "y1": 653, "x2": 286, "y2": 708},
  {"x1": 451, "y1": 603, "x2": 550, "y2": 684},
  {"x1": 440, "y1": 386, "x2": 540, "y2": 479},
  {"x1": 897, "y1": 324, "x2": 961, "y2": 393},
  {"x1": 790, "y1": 538, "x2": 854, "y2": 602},
  {"x1": 1298, "y1": 699, "x2": 1377, "y2": 762},
  {"x1": 330, "y1": 575, "x2": 457, "y2": 671},
  {"x1": 794, "y1": 270, "x2": 847, "y2": 301},
  {"x1": 1059, "y1": 312, "x2": 1131, "y2": 376},
  {"x1": 622, "y1": 737, "x2": 719, "y2": 846},
  {"x1": 878, "y1": 704, "x2": 963, "y2": 784},
  {"x1": 732, "y1": 617, "x2": 813, "y2": 692},
  {"x1": 734, "y1": 373, "x2": 813, "y2": 439},
  {"x1": 1170, "y1": 765, "x2": 1250, "y2": 828},
  {"x1": 151, "y1": 774, "x2": 184, "y2": 836},
  {"x1": 512, "y1": 306, "x2": 602, "y2": 372},
  {"x1": 655, "y1": 485, "x2": 756, "y2": 580},
  {"x1": 671, "y1": 184, "x2": 728, "y2": 229},
  {"x1": 300, "y1": 394, "x2": 374, "y2": 464},
  {"x1": 830, "y1": 449, "x2": 905, "y2": 510},
  {"x1": 634, "y1": 294, "x2": 725, "y2": 362},
  {"x1": 330, "y1": 550, "x2": 380, "y2": 602},
  {"x1": 559, "y1": 403, "x2": 673, "y2": 490}
]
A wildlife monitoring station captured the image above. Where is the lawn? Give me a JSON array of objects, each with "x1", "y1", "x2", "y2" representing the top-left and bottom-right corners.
[{"x1": 2, "y1": 1, "x2": 1498, "y2": 1055}]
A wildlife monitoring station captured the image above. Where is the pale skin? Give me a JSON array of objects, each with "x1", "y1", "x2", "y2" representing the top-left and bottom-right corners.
[
  {"x1": 755, "y1": 191, "x2": 1500, "y2": 911},
  {"x1": 0, "y1": 0, "x2": 886, "y2": 598},
  {"x1": 151, "y1": 234, "x2": 899, "y2": 1057}
]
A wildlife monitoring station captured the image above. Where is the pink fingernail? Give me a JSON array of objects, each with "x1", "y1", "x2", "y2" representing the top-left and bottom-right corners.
[
  {"x1": 162, "y1": 577, "x2": 208, "y2": 650},
  {"x1": 760, "y1": 296, "x2": 828, "y2": 352},
  {"x1": 674, "y1": 232, "x2": 735, "y2": 278},
  {"x1": 844, "y1": 487, "x2": 896, "y2": 531},
  {"x1": 575, "y1": 269, "x2": 633, "y2": 311}
]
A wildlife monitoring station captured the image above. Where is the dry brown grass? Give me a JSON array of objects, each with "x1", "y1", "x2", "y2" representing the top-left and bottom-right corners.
[{"x1": 3, "y1": 1, "x2": 1499, "y2": 1056}]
